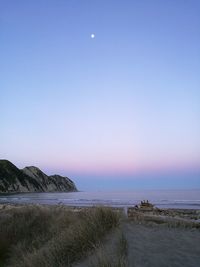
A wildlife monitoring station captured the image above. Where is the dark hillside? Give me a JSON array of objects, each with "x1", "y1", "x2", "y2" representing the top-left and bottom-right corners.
[
  {"x1": 0, "y1": 160, "x2": 77, "y2": 193},
  {"x1": 0, "y1": 160, "x2": 42, "y2": 192}
]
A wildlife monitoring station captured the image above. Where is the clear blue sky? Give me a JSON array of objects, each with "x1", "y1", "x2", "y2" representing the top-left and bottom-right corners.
[{"x1": 1, "y1": 0, "x2": 200, "y2": 190}]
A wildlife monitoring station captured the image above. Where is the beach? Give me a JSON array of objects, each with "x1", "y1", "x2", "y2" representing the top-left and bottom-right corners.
[
  {"x1": 75, "y1": 221, "x2": 200, "y2": 267},
  {"x1": 0, "y1": 203, "x2": 200, "y2": 267},
  {"x1": 123, "y1": 222, "x2": 200, "y2": 267},
  {"x1": 75, "y1": 205, "x2": 200, "y2": 267}
]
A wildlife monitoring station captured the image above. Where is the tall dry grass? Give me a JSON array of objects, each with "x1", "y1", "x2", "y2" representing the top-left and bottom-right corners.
[
  {"x1": 88, "y1": 232, "x2": 128, "y2": 267},
  {"x1": 0, "y1": 205, "x2": 119, "y2": 267}
]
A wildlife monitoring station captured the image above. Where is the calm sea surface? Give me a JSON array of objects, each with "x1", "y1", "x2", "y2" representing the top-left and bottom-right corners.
[{"x1": 0, "y1": 189, "x2": 200, "y2": 209}]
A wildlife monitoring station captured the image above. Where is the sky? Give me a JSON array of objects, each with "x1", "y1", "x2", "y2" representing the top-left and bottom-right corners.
[{"x1": 1, "y1": 0, "x2": 200, "y2": 190}]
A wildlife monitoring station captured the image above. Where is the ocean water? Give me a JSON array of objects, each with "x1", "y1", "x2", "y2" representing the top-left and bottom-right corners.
[{"x1": 0, "y1": 189, "x2": 200, "y2": 209}]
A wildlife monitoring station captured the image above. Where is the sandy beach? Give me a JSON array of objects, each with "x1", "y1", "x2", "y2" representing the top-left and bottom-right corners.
[
  {"x1": 75, "y1": 221, "x2": 200, "y2": 267},
  {"x1": 123, "y1": 222, "x2": 200, "y2": 267},
  {"x1": 0, "y1": 203, "x2": 200, "y2": 267},
  {"x1": 74, "y1": 206, "x2": 200, "y2": 267}
]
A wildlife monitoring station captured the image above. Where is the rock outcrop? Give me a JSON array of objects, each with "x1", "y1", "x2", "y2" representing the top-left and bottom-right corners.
[{"x1": 0, "y1": 160, "x2": 77, "y2": 193}]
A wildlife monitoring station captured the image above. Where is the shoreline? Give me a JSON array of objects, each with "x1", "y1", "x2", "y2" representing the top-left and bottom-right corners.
[
  {"x1": 1, "y1": 190, "x2": 200, "y2": 210},
  {"x1": 0, "y1": 201, "x2": 200, "y2": 210},
  {"x1": 1, "y1": 201, "x2": 200, "y2": 210},
  {"x1": 1, "y1": 202, "x2": 200, "y2": 224}
]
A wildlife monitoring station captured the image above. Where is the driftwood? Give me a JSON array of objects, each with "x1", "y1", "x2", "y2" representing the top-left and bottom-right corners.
[
  {"x1": 128, "y1": 200, "x2": 154, "y2": 217},
  {"x1": 139, "y1": 200, "x2": 154, "y2": 210}
]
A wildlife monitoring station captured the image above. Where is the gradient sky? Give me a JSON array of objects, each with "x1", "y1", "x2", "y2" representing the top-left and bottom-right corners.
[{"x1": 1, "y1": 0, "x2": 200, "y2": 190}]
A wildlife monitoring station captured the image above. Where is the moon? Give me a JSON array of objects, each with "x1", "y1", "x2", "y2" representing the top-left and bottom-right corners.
[{"x1": 91, "y1": 33, "x2": 95, "y2": 39}]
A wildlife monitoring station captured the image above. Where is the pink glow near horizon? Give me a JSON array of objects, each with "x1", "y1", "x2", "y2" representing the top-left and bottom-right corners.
[
  {"x1": 1, "y1": 1, "x2": 200, "y2": 189},
  {"x1": 42, "y1": 156, "x2": 200, "y2": 177},
  {"x1": 6, "y1": 134, "x2": 200, "y2": 178}
]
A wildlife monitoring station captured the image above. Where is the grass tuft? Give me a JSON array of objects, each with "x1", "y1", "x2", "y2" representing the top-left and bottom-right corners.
[
  {"x1": 89, "y1": 231, "x2": 128, "y2": 267},
  {"x1": 0, "y1": 205, "x2": 119, "y2": 267}
]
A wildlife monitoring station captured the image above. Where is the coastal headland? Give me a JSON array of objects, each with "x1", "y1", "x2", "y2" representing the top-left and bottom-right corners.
[{"x1": 0, "y1": 160, "x2": 77, "y2": 193}]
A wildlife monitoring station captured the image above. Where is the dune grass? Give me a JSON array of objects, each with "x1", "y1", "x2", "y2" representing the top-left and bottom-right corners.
[
  {"x1": 0, "y1": 205, "x2": 120, "y2": 267},
  {"x1": 88, "y1": 231, "x2": 128, "y2": 267}
]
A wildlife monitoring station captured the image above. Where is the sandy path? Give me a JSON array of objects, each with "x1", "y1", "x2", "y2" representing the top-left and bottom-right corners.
[
  {"x1": 74, "y1": 221, "x2": 200, "y2": 267},
  {"x1": 123, "y1": 222, "x2": 200, "y2": 267}
]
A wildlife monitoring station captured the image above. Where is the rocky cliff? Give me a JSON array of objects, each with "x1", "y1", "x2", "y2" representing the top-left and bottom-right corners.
[{"x1": 0, "y1": 160, "x2": 77, "y2": 193}]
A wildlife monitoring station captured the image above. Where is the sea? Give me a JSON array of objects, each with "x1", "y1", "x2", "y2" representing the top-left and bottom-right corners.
[{"x1": 0, "y1": 189, "x2": 200, "y2": 209}]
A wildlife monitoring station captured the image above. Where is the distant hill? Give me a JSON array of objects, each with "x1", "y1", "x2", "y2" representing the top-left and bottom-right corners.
[{"x1": 0, "y1": 160, "x2": 77, "y2": 193}]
